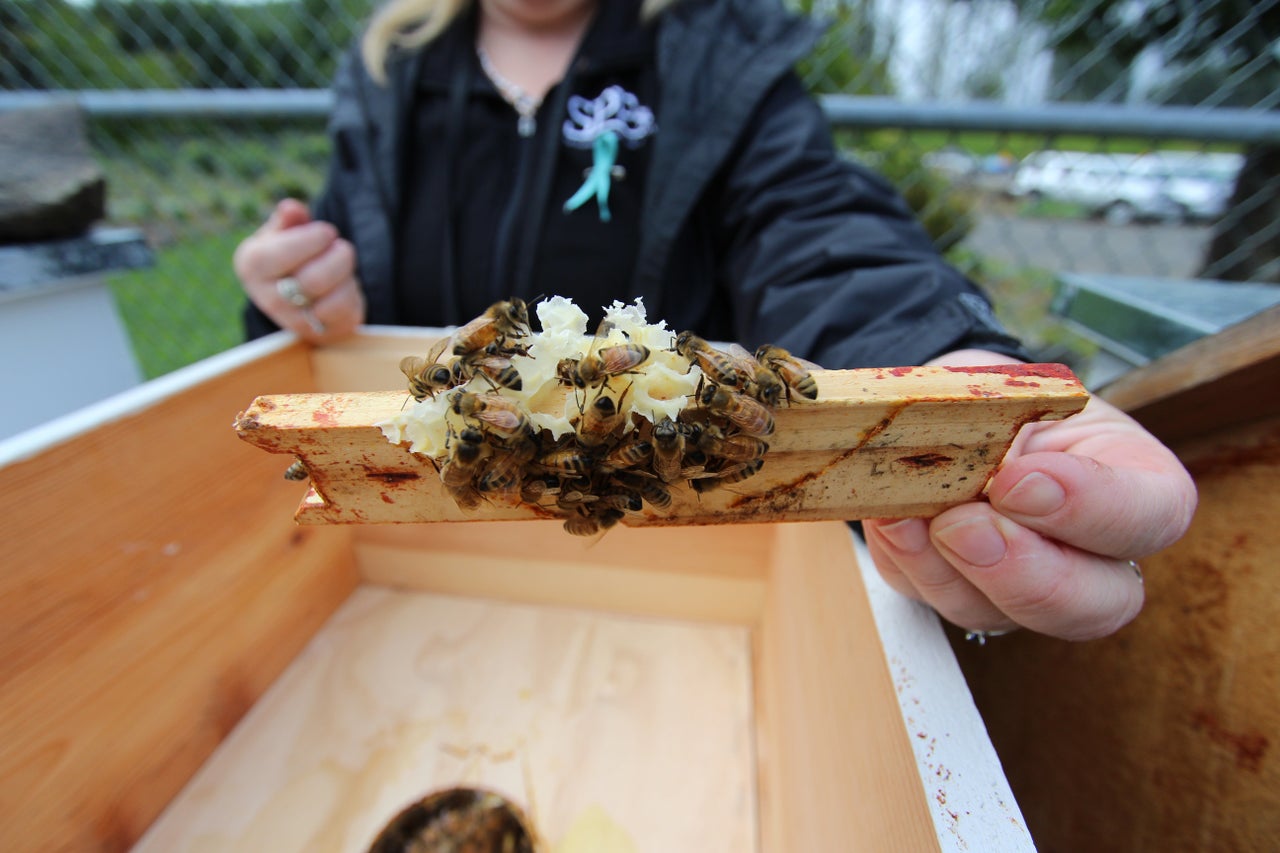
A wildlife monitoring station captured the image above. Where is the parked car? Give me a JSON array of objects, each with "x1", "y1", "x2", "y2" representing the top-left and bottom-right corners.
[{"x1": 1010, "y1": 150, "x2": 1242, "y2": 224}]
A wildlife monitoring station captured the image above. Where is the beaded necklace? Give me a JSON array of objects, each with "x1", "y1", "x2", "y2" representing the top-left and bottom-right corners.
[{"x1": 476, "y1": 47, "x2": 542, "y2": 137}]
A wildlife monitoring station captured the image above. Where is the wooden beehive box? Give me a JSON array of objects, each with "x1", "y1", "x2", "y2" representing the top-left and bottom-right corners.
[{"x1": 0, "y1": 329, "x2": 1043, "y2": 852}]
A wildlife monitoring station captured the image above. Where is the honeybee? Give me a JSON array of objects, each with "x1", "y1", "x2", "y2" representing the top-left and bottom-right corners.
[
  {"x1": 533, "y1": 445, "x2": 594, "y2": 476},
  {"x1": 451, "y1": 298, "x2": 532, "y2": 356},
  {"x1": 364, "y1": 786, "x2": 535, "y2": 853},
  {"x1": 455, "y1": 342, "x2": 523, "y2": 392},
  {"x1": 440, "y1": 425, "x2": 487, "y2": 510},
  {"x1": 283, "y1": 458, "x2": 309, "y2": 481},
  {"x1": 557, "y1": 343, "x2": 651, "y2": 388},
  {"x1": 730, "y1": 352, "x2": 785, "y2": 408},
  {"x1": 595, "y1": 508, "x2": 626, "y2": 530},
  {"x1": 475, "y1": 463, "x2": 525, "y2": 507},
  {"x1": 690, "y1": 457, "x2": 765, "y2": 493},
  {"x1": 520, "y1": 474, "x2": 560, "y2": 504},
  {"x1": 614, "y1": 470, "x2": 673, "y2": 509},
  {"x1": 563, "y1": 512, "x2": 603, "y2": 537},
  {"x1": 475, "y1": 446, "x2": 525, "y2": 491},
  {"x1": 597, "y1": 486, "x2": 643, "y2": 513},
  {"x1": 556, "y1": 482, "x2": 600, "y2": 514},
  {"x1": 574, "y1": 384, "x2": 631, "y2": 447},
  {"x1": 755, "y1": 344, "x2": 818, "y2": 402},
  {"x1": 598, "y1": 435, "x2": 653, "y2": 472},
  {"x1": 449, "y1": 390, "x2": 532, "y2": 441},
  {"x1": 699, "y1": 384, "x2": 776, "y2": 437},
  {"x1": 650, "y1": 415, "x2": 686, "y2": 483},
  {"x1": 441, "y1": 426, "x2": 486, "y2": 487},
  {"x1": 697, "y1": 423, "x2": 769, "y2": 463},
  {"x1": 674, "y1": 331, "x2": 742, "y2": 388},
  {"x1": 399, "y1": 351, "x2": 457, "y2": 402},
  {"x1": 564, "y1": 505, "x2": 626, "y2": 536}
]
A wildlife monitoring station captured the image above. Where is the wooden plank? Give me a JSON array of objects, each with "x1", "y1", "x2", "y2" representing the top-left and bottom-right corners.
[
  {"x1": 0, "y1": 342, "x2": 359, "y2": 853},
  {"x1": 233, "y1": 364, "x2": 1088, "y2": 525},
  {"x1": 1100, "y1": 303, "x2": 1280, "y2": 444},
  {"x1": 754, "y1": 522, "x2": 939, "y2": 852},
  {"x1": 133, "y1": 586, "x2": 759, "y2": 853},
  {"x1": 351, "y1": 521, "x2": 769, "y2": 624},
  {"x1": 307, "y1": 328, "x2": 429, "y2": 393},
  {"x1": 854, "y1": 537, "x2": 1034, "y2": 851}
]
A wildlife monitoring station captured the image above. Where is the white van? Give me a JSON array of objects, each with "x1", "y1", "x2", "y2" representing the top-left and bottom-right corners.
[{"x1": 1011, "y1": 150, "x2": 1242, "y2": 224}]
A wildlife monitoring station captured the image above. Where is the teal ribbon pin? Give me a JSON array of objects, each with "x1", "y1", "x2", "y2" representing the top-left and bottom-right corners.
[{"x1": 564, "y1": 129, "x2": 619, "y2": 222}]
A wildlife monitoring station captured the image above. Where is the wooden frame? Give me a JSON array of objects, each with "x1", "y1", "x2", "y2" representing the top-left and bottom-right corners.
[
  {"x1": 234, "y1": 344, "x2": 1086, "y2": 526},
  {"x1": 0, "y1": 330, "x2": 1034, "y2": 852}
]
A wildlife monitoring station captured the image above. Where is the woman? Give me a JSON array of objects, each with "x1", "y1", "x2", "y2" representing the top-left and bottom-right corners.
[{"x1": 234, "y1": 0, "x2": 1196, "y2": 641}]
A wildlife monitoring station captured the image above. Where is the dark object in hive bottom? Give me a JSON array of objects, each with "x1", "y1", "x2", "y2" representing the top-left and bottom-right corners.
[{"x1": 366, "y1": 786, "x2": 537, "y2": 853}]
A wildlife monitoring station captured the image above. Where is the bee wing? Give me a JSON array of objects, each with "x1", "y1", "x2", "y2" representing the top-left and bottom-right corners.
[
  {"x1": 473, "y1": 353, "x2": 514, "y2": 370},
  {"x1": 399, "y1": 355, "x2": 426, "y2": 379},
  {"x1": 725, "y1": 350, "x2": 762, "y2": 386},
  {"x1": 581, "y1": 317, "x2": 614, "y2": 361},
  {"x1": 451, "y1": 315, "x2": 497, "y2": 353},
  {"x1": 425, "y1": 336, "x2": 451, "y2": 365},
  {"x1": 476, "y1": 407, "x2": 524, "y2": 433}
]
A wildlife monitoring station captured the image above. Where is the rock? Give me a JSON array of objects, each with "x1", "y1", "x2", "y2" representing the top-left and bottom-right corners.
[{"x1": 0, "y1": 102, "x2": 106, "y2": 242}]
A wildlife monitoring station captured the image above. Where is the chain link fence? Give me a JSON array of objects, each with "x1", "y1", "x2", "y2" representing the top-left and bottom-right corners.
[{"x1": 2, "y1": 0, "x2": 1278, "y2": 379}]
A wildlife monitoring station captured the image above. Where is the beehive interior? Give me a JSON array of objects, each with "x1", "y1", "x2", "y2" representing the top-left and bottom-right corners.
[
  {"x1": 135, "y1": 580, "x2": 759, "y2": 851},
  {"x1": 0, "y1": 333, "x2": 941, "y2": 852}
]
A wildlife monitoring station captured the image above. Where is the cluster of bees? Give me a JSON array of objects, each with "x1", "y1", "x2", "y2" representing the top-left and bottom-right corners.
[
  {"x1": 366, "y1": 786, "x2": 534, "y2": 853},
  {"x1": 398, "y1": 298, "x2": 818, "y2": 537}
]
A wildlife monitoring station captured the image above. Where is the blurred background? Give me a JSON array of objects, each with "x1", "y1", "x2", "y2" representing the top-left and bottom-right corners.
[{"x1": 1, "y1": 0, "x2": 1277, "y2": 386}]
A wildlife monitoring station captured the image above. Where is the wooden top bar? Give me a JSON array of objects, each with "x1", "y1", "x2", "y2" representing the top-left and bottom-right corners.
[{"x1": 234, "y1": 364, "x2": 1088, "y2": 525}]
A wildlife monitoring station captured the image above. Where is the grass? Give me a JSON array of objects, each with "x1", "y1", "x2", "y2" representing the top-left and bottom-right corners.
[
  {"x1": 107, "y1": 230, "x2": 251, "y2": 379},
  {"x1": 96, "y1": 122, "x2": 327, "y2": 379}
]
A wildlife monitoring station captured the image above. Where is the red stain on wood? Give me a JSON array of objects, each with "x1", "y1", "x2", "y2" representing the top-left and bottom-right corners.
[
  {"x1": 1192, "y1": 710, "x2": 1270, "y2": 772},
  {"x1": 312, "y1": 399, "x2": 343, "y2": 426},
  {"x1": 943, "y1": 362, "x2": 1077, "y2": 381}
]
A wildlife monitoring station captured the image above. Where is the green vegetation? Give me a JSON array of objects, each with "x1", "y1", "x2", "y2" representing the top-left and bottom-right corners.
[
  {"x1": 98, "y1": 122, "x2": 328, "y2": 378},
  {"x1": 107, "y1": 231, "x2": 247, "y2": 378},
  {"x1": 2, "y1": 0, "x2": 372, "y2": 90}
]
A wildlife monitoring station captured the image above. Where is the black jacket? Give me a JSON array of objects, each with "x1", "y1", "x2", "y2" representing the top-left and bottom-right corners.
[{"x1": 246, "y1": 0, "x2": 1026, "y2": 368}]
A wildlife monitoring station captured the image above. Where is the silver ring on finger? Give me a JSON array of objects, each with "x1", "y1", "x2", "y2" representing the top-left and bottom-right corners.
[
  {"x1": 964, "y1": 628, "x2": 1014, "y2": 645},
  {"x1": 1128, "y1": 559, "x2": 1143, "y2": 584},
  {"x1": 276, "y1": 275, "x2": 312, "y2": 308},
  {"x1": 301, "y1": 306, "x2": 326, "y2": 336}
]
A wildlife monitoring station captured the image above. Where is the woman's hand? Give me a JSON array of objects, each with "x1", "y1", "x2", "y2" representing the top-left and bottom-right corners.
[
  {"x1": 862, "y1": 350, "x2": 1197, "y2": 641},
  {"x1": 233, "y1": 198, "x2": 365, "y2": 342}
]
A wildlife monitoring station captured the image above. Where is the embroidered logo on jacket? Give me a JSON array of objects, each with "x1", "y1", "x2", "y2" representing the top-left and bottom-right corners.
[
  {"x1": 562, "y1": 85, "x2": 656, "y2": 148},
  {"x1": 561, "y1": 85, "x2": 656, "y2": 223}
]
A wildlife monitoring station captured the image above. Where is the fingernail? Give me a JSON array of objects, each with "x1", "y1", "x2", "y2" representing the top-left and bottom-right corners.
[
  {"x1": 876, "y1": 518, "x2": 931, "y2": 554},
  {"x1": 1000, "y1": 472, "x2": 1066, "y2": 517},
  {"x1": 934, "y1": 516, "x2": 1008, "y2": 567}
]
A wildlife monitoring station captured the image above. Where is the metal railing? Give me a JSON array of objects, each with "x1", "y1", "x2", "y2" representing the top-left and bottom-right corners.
[
  {"x1": 5, "y1": 89, "x2": 1280, "y2": 144},
  {"x1": 2, "y1": 0, "x2": 1276, "y2": 379}
]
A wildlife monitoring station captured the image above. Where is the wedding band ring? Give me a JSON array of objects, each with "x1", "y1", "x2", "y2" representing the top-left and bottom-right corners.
[
  {"x1": 1128, "y1": 559, "x2": 1143, "y2": 584},
  {"x1": 276, "y1": 276, "x2": 311, "y2": 308}
]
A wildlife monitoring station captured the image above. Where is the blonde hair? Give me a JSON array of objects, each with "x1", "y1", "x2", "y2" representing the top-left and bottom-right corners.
[{"x1": 361, "y1": 0, "x2": 679, "y2": 84}]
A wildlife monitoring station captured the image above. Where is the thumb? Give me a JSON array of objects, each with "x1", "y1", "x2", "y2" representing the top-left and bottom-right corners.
[
  {"x1": 266, "y1": 198, "x2": 313, "y2": 232},
  {"x1": 988, "y1": 450, "x2": 1195, "y2": 559}
]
